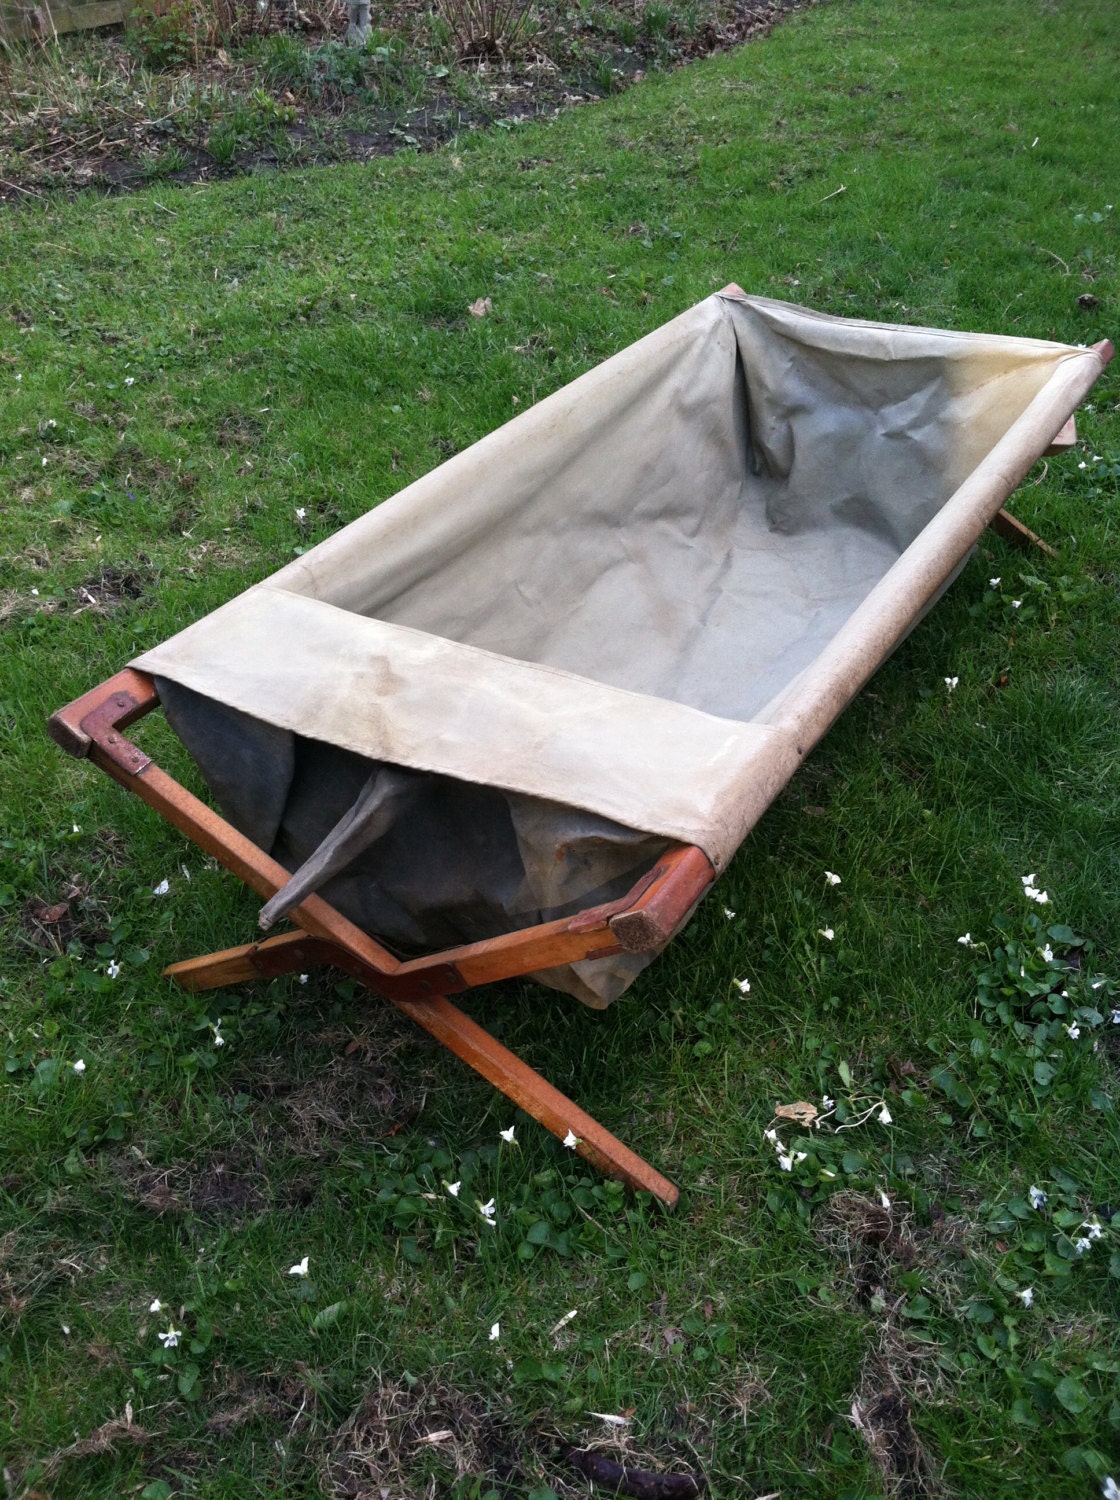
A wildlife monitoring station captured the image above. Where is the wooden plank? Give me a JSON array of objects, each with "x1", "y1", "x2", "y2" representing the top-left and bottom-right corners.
[{"x1": 1, "y1": 0, "x2": 130, "y2": 39}]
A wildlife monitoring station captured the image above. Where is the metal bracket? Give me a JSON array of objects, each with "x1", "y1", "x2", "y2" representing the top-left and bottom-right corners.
[{"x1": 81, "y1": 692, "x2": 152, "y2": 775}]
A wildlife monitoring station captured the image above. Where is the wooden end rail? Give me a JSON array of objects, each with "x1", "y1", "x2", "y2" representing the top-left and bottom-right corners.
[{"x1": 49, "y1": 669, "x2": 717, "y2": 1204}]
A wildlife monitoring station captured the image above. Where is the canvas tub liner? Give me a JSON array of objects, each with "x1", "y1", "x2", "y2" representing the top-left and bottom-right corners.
[{"x1": 133, "y1": 290, "x2": 1109, "y2": 1006}]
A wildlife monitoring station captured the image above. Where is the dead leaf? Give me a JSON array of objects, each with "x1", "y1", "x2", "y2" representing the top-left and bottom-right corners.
[
  {"x1": 416, "y1": 1428, "x2": 454, "y2": 1444},
  {"x1": 775, "y1": 1100, "x2": 819, "y2": 1127},
  {"x1": 28, "y1": 899, "x2": 69, "y2": 925},
  {"x1": 468, "y1": 297, "x2": 492, "y2": 318}
]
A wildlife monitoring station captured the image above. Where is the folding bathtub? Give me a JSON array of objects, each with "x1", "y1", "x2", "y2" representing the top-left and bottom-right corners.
[{"x1": 50, "y1": 288, "x2": 1112, "y2": 1203}]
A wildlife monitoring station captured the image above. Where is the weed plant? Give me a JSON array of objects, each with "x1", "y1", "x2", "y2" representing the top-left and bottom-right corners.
[{"x1": 0, "y1": 0, "x2": 1119, "y2": 1495}]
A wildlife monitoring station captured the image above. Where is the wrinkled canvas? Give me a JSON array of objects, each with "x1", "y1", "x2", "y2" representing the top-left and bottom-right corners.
[{"x1": 136, "y1": 292, "x2": 1104, "y2": 1003}]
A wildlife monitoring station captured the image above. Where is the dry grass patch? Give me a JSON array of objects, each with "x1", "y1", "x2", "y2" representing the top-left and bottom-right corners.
[
  {"x1": 121, "y1": 1148, "x2": 270, "y2": 1220},
  {"x1": 321, "y1": 1377, "x2": 523, "y2": 1499},
  {"x1": 816, "y1": 1194, "x2": 952, "y2": 1498}
]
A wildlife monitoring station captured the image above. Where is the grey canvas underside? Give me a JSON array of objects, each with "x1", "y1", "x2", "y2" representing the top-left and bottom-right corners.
[{"x1": 141, "y1": 293, "x2": 1094, "y2": 1004}]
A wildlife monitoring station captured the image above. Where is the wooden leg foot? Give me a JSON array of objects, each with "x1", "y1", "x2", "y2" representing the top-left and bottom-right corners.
[
  {"x1": 394, "y1": 993, "x2": 679, "y2": 1206},
  {"x1": 165, "y1": 930, "x2": 328, "y2": 992},
  {"x1": 988, "y1": 507, "x2": 1058, "y2": 559}
]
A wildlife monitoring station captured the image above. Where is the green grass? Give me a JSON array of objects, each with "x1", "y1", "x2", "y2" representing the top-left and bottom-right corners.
[{"x1": 1, "y1": 0, "x2": 1119, "y2": 1495}]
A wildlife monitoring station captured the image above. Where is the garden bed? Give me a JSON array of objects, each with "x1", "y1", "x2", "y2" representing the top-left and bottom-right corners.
[{"x1": 0, "y1": 0, "x2": 802, "y2": 200}]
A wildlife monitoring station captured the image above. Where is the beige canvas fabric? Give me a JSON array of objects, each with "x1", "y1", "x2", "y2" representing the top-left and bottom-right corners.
[{"x1": 135, "y1": 292, "x2": 1107, "y2": 1002}]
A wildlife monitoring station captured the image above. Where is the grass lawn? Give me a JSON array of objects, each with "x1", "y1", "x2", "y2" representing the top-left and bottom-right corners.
[{"x1": 1, "y1": 0, "x2": 1119, "y2": 1495}]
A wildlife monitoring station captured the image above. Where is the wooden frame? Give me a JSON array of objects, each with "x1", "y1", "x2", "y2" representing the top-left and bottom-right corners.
[{"x1": 49, "y1": 670, "x2": 716, "y2": 1205}]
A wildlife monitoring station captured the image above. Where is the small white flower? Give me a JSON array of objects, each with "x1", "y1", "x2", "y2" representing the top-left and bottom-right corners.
[
  {"x1": 723, "y1": 907, "x2": 736, "y2": 920},
  {"x1": 299, "y1": 974, "x2": 309, "y2": 984},
  {"x1": 1011, "y1": 599, "x2": 1022, "y2": 609},
  {"x1": 71, "y1": 822, "x2": 79, "y2": 832},
  {"x1": 152, "y1": 878, "x2": 170, "y2": 896},
  {"x1": 489, "y1": 1321, "x2": 500, "y2": 1341},
  {"x1": 1066, "y1": 1022, "x2": 1081, "y2": 1040},
  {"x1": 124, "y1": 376, "x2": 135, "y2": 386},
  {"x1": 149, "y1": 1298, "x2": 162, "y2": 1313},
  {"x1": 478, "y1": 1198, "x2": 497, "y2": 1223},
  {"x1": 1028, "y1": 1185, "x2": 1047, "y2": 1210},
  {"x1": 821, "y1": 1095, "x2": 835, "y2": 1110},
  {"x1": 734, "y1": 976, "x2": 751, "y2": 993},
  {"x1": 158, "y1": 1325, "x2": 181, "y2": 1348},
  {"x1": 989, "y1": 577, "x2": 1001, "y2": 588},
  {"x1": 944, "y1": 676, "x2": 959, "y2": 692},
  {"x1": 958, "y1": 933, "x2": 973, "y2": 947},
  {"x1": 818, "y1": 927, "x2": 834, "y2": 941},
  {"x1": 61, "y1": 1323, "x2": 71, "y2": 1335},
  {"x1": 213, "y1": 1032, "x2": 225, "y2": 1048},
  {"x1": 41, "y1": 456, "x2": 47, "y2": 467},
  {"x1": 1023, "y1": 883, "x2": 1049, "y2": 905},
  {"x1": 878, "y1": 1105, "x2": 892, "y2": 1125},
  {"x1": 32, "y1": 588, "x2": 40, "y2": 596},
  {"x1": 1111, "y1": 1009, "x2": 1120, "y2": 1026},
  {"x1": 72, "y1": 1059, "x2": 86, "y2": 1074},
  {"x1": 1078, "y1": 460, "x2": 1088, "y2": 470},
  {"x1": 288, "y1": 1256, "x2": 310, "y2": 1277},
  {"x1": 778, "y1": 1153, "x2": 794, "y2": 1171},
  {"x1": 107, "y1": 959, "x2": 121, "y2": 979},
  {"x1": 1083, "y1": 1220, "x2": 1104, "y2": 1241},
  {"x1": 824, "y1": 870, "x2": 841, "y2": 886},
  {"x1": 1022, "y1": 874, "x2": 1035, "y2": 886},
  {"x1": 446, "y1": 1181, "x2": 461, "y2": 1198},
  {"x1": 1093, "y1": 455, "x2": 1103, "y2": 462},
  {"x1": 295, "y1": 507, "x2": 307, "y2": 522},
  {"x1": 562, "y1": 1129, "x2": 579, "y2": 1149},
  {"x1": 1018, "y1": 1287, "x2": 1033, "y2": 1307},
  {"x1": 763, "y1": 1128, "x2": 779, "y2": 1144},
  {"x1": 1102, "y1": 1478, "x2": 1120, "y2": 1500},
  {"x1": 1041, "y1": 944, "x2": 1053, "y2": 962},
  {"x1": 499, "y1": 1125, "x2": 516, "y2": 1144},
  {"x1": 1074, "y1": 1236, "x2": 1093, "y2": 1255},
  {"x1": 879, "y1": 1191, "x2": 891, "y2": 1210}
]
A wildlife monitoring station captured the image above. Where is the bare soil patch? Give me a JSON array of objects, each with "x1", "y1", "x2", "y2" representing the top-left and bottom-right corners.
[{"x1": 0, "y1": 0, "x2": 806, "y2": 202}]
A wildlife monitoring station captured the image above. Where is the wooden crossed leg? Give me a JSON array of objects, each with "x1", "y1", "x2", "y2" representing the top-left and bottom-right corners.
[{"x1": 49, "y1": 671, "x2": 714, "y2": 1205}]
